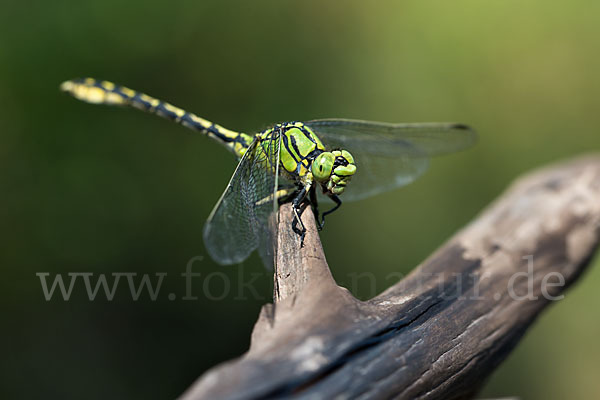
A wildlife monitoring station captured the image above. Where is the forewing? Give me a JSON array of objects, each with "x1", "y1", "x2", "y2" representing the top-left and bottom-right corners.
[
  {"x1": 202, "y1": 133, "x2": 281, "y2": 266},
  {"x1": 305, "y1": 119, "x2": 476, "y2": 201}
]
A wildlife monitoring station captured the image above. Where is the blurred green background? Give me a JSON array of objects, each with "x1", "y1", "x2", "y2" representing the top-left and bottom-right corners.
[{"x1": 2, "y1": 0, "x2": 599, "y2": 398}]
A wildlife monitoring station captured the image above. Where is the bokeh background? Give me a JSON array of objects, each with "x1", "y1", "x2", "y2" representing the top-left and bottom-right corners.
[{"x1": 2, "y1": 0, "x2": 599, "y2": 398}]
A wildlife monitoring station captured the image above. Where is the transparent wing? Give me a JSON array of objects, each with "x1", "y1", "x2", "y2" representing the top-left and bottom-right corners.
[
  {"x1": 202, "y1": 132, "x2": 281, "y2": 267},
  {"x1": 305, "y1": 119, "x2": 476, "y2": 201}
]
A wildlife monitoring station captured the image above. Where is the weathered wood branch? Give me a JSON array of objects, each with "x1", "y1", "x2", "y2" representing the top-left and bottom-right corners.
[{"x1": 181, "y1": 155, "x2": 600, "y2": 400}]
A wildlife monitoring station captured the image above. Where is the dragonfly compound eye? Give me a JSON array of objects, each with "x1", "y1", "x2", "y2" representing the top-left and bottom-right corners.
[{"x1": 312, "y1": 152, "x2": 335, "y2": 182}]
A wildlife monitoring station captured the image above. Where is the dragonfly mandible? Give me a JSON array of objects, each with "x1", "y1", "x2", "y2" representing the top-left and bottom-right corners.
[{"x1": 61, "y1": 78, "x2": 476, "y2": 267}]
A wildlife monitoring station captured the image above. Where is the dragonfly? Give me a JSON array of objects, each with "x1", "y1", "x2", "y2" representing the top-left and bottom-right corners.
[{"x1": 60, "y1": 78, "x2": 476, "y2": 267}]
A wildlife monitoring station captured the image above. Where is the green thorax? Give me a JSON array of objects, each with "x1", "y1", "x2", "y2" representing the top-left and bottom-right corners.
[{"x1": 259, "y1": 122, "x2": 325, "y2": 177}]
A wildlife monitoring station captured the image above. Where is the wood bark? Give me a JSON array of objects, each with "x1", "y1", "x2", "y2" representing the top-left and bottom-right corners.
[{"x1": 181, "y1": 155, "x2": 600, "y2": 400}]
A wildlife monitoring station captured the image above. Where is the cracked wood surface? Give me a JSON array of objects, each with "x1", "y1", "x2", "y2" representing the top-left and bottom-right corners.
[{"x1": 181, "y1": 155, "x2": 600, "y2": 400}]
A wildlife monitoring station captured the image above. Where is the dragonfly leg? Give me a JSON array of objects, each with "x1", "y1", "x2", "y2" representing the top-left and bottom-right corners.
[
  {"x1": 291, "y1": 186, "x2": 308, "y2": 247},
  {"x1": 255, "y1": 188, "x2": 296, "y2": 207},
  {"x1": 276, "y1": 188, "x2": 296, "y2": 205},
  {"x1": 319, "y1": 194, "x2": 342, "y2": 229},
  {"x1": 309, "y1": 187, "x2": 323, "y2": 231}
]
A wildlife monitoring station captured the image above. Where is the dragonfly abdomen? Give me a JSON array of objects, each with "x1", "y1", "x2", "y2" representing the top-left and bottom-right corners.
[{"x1": 60, "y1": 78, "x2": 252, "y2": 157}]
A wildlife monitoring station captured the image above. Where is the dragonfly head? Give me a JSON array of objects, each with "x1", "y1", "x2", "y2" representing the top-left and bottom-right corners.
[{"x1": 312, "y1": 150, "x2": 356, "y2": 195}]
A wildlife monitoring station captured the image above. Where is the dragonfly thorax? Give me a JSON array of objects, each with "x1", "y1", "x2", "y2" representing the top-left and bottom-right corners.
[
  {"x1": 275, "y1": 122, "x2": 357, "y2": 195},
  {"x1": 312, "y1": 150, "x2": 356, "y2": 195},
  {"x1": 277, "y1": 122, "x2": 326, "y2": 177}
]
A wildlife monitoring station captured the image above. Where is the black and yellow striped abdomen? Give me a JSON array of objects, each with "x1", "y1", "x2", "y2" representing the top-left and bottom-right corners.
[{"x1": 60, "y1": 78, "x2": 253, "y2": 157}]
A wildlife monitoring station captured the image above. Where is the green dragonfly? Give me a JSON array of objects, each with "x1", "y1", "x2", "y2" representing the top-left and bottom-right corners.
[{"x1": 61, "y1": 78, "x2": 476, "y2": 266}]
